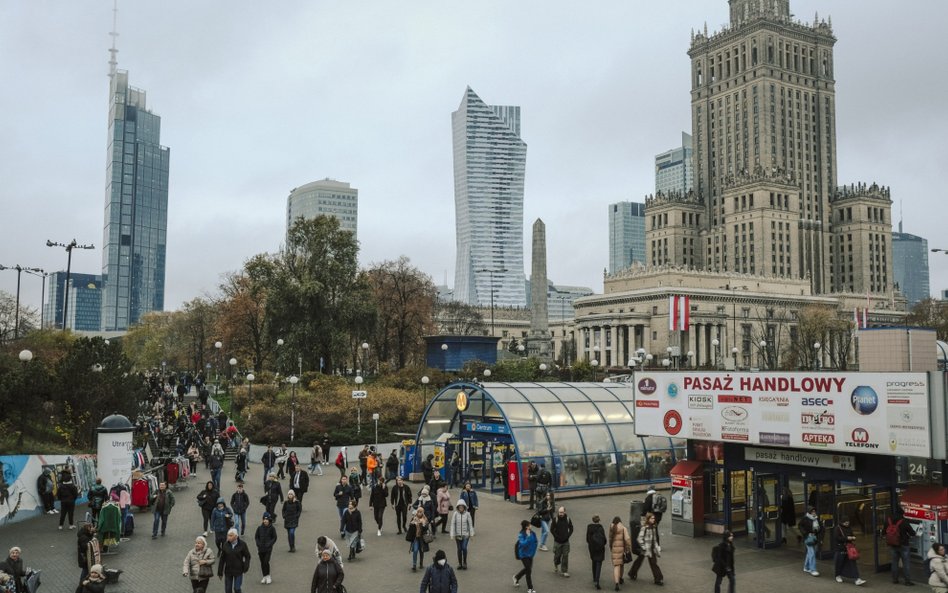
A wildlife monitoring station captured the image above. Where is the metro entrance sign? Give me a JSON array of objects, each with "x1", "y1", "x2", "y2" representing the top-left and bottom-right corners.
[{"x1": 632, "y1": 371, "x2": 931, "y2": 457}]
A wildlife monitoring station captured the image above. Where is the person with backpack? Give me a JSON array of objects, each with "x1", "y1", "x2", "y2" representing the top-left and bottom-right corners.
[
  {"x1": 799, "y1": 507, "x2": 822, "y2": 577},
  {"x1": 535, "y1": 463, "x2": 553, "y2": 499},
  {"x1": 643, "y1": 486, "x2": 667, "y2": 525},
  {"x1": 886, "y1": 509, "x2": 916, "y2": 585},
  {"x1": 711, "y1": 530, "x2": 735, "y2": 593},
  {"x1": 586, "y1": 515, "x2": 607, "y2": 590},
  {"x1": 551, "y1": 505, "x2": 574, "y2": 578},
  {"x1": 928, "y1": 543, "x2": 948, "y2": 593},
  {"x1": 834, "y1": 517, "x2": 866, "y2": 586},
  {"x1": 420, "y1": 549, "x2": 458, "y2": 593}
]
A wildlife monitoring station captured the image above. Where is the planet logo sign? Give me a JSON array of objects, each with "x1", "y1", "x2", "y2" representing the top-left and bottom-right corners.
[
  {"x1": 663, "y1": 410, "x2": 683, "y2": 436},
  {"x1": 850, "y1": 386, "x2": 879, "y2": 415},
  {"x1": 667, "y1": 383, "x2": 679, "y2": 398},
  {"x1": 638, "y1": 378, "x2": 658, "y2": 395}
]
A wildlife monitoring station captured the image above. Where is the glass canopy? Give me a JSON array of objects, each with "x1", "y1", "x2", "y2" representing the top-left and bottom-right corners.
[{"x1": 415, "y1": 381, "x2": 685, "y2": 490}]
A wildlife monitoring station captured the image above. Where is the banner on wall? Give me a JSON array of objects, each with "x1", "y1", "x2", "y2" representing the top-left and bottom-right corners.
[{"x1": 632, "y1": 372, "x2": 931, "y2": 457}]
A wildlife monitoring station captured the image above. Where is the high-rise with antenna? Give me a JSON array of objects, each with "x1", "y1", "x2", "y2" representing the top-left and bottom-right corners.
[{"x1": 100, "y1": 0, "x2": 171, "y2": 331}]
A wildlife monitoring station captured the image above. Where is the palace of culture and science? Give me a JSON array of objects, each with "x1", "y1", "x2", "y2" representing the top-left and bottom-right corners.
[{"x1": 570, "y1": 0, "x2": 901, "y2": 370}]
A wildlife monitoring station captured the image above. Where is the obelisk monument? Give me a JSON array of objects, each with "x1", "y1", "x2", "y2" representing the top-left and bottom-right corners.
[{"x1": 528, "y1": 218, "x2": 552, "y2": 361}]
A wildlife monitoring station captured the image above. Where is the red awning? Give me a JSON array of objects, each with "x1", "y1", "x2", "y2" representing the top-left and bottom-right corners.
[
  {"x1": 900, "y1": 485, "x2": 948, "y2": 509},
  {"x1": 669, "y1": 460, "x2": 704, "y2": 478}
]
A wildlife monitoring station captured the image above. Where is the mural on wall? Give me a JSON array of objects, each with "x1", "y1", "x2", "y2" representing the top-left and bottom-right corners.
[{"x1": 0, "y1": 454, "x2": 95, "y2": 526}]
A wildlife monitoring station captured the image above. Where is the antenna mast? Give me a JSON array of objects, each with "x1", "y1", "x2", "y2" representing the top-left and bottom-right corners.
[{"x1": 108, "y1": 0, "x2": 119, "y2": 78}]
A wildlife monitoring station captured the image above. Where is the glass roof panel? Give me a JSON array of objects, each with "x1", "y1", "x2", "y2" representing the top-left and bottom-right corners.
[
  {"x1": 566, "y1": 401, "x2": 604, "y2": 424},
  {"x1": 579, "y1": 424, "x2": 615, "y2": 453},
  {"x1": 531, "y1": 402, "x2": 573, "y2": 425},
  {"x1": 642, "y1": 436, "x2": 675, "y2": 451},
  {"x1": 511, "y1": 426, "x2": 551, "y2": 458},
  {"x1": 482, "y1": 399, "x2": 503, "y2": 418},
  {"x1": 517, "y1": 388, "x2": 559, "y2": 403},
  {"x1": 609, "y1": 423, "x2": 644, "y2": 451},
  {"x1": 485, "y1": 386, "x2": 527, "y2": 403},
  {"x1": 549, "y1": 387, "x2": 591, "y2": 402},
  {"x1": 595, "y1": 401, "x2": 633, "y2": 422},
  {"x1": 503, "y1": 403, "x2": 541, "y2": 426},
  {"x1": 545, "y1": 425, "x2": 584, "y2": 456},
  {"x1": 582, "y1": 386, "x2": 622, "y2": 401}
]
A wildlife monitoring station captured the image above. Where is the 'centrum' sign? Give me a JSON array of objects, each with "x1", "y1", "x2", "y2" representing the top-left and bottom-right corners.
[{"x1": 745, "y1": 447, "x2": 855, "y2": 471}]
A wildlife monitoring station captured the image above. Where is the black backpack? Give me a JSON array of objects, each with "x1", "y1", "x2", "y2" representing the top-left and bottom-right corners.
[
  {"x1": 652, "y1": 494, "x2": 668, "y2": 514},
  {"x1": 590, "y1": 526, "x2": 606, "y2": 549}
]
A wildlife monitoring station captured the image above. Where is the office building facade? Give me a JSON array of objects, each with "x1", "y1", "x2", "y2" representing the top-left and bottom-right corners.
[
  {"x1": 452, "y1": 87, "x2": 527, "y2": 308},
  {"x1": 45, "y1": 272, "x2": 103, "y2": 331},
  {"x1": 609, "y1": 201, "x2": 647, "y2": 273},
  {"x1": 655, "y1": 132, "x2": 694, "y2": 194},
  {"x1": 286, "y1": 179, "x2": 359, "y2": 238},
  {"x1": 893, "y1": 229, "x2": 930, "y2": 308},
  {"x1": 100, "y1": 69, "x2": 170, "y2": 331}
]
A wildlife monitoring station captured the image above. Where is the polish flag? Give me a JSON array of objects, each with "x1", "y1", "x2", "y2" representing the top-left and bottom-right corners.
[{"x1": 669, "y1": 295, "x2": 690, "y2": 331}]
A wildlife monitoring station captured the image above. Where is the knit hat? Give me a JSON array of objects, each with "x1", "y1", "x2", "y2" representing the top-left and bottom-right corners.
[
  {"x1": 433, "y1": 549, "x2": 446, "y2": 562},
  {"x1": 89, "y1": 564, "x2": 103, "y2": 575},
  {"x1": 262, "y1": 512, "x2": 271, "y2": 521}
]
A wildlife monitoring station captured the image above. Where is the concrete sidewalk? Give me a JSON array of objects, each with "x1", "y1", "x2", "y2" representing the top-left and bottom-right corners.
[{"x1": 0, "y1": 458, "x2": 906, "y2": 592}]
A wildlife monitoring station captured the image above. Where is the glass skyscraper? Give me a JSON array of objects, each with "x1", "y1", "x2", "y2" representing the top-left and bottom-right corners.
[
  {"x1": 100, "y1": 69, "x2": 170, "y2": 331},
  {"x1": 452, "y1": 87, "x2": 527, "y2": 308},
  {"x1": 892, "y1": 229, "x2": 930, "y2": 307},
  {"x1": 654, "y1": 132, "x2": 693, "y2": 194},
  {"x1": 608, "y1": 201, "x2": 647, "y2": 273}
]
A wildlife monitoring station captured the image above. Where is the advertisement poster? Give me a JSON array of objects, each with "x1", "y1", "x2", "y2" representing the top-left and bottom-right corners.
[{"x1": 633, "y1": 372, "x2": 930, "y2": 457}]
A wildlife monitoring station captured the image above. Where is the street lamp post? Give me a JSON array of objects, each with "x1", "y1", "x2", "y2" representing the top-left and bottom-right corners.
[
  {"x1": 421, "y1": 375, "x2": 430, "y2": 413},
  {"x1": 276, "y1": 338, "x2": 284, "y2": 375},
  {"x1": 476, "y1": 268, "x2": 508, "y2": 337},
  {"x1": 228, "y1": 358, "x2": 237, "y2": 395},
  {"x1": 813, "y1": 341, "x2": 821, "y2": 372},
  {"x1": 517, "y1": 343, "x2": 525, "y2": 357},
  {"x1": 731, "y1": 347, "x2": 739, "y2": 370},
  {"x1": 372, "y1": 412, "x2": 380, "y2": 450},
  {"x1": 441, "y1": 343, "x2": 448, "y2": 372},
  {"x1": 666, "y1": 346, "x2": 676, "y2": 370},
  {"x1": 22, "y1": 268, "x2": 47, "y2": 330},
  {"x1": 0, "y1": 265, "x2": 43, "y2": 339},
  {"x1": 590, "y1": 359, "x2": 599, "y2": 382},
  {"x1": 355, "y1": 375, "x2": 364, "y2": 434},
  {"x1": 288, "y1": 375, "x2": 299, "y2": 443},
  {"x1": 711, "y1": 338, "x2": 721, "y2": 370},
  {"x1": 17, "y1": 349, "x2": 32, "y2": 446},
  {"x1": 361, "y1": 342, "x2": 369, "y2": 376},
  {"x1": 759, "y1": 339, "x2": 769, "y2": 370},
  {"x1": 246, "y1": 372, "x2": 256, "y2": 419},
  {"x1": 214, "y1": 342, "x2": 222, "y2": 390},
  {"x1": 46, "y1": 239, "x2": 94, "y2": 331}
]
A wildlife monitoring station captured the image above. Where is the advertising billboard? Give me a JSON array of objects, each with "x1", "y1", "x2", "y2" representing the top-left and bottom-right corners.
[{"x1": 632, "y1": 372, "x2": 930, "y2": 457}]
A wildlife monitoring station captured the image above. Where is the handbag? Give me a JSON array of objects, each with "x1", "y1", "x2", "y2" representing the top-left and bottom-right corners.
[
  {"x1": 198, "y1": 563, "x2": 214, "y2": 578},
  {"x1": 423, "y1": 531, "x2": 436, "y2": 544},
  {"x1": 845, "y1": 542, "x2": 860, "y2": 560},
  {"x1": 530, "y1": 513, "x2": 542, "y2": 528},
  {"x1": 335, "y1": 584, "x2": 347, "y2": 593},
  {"x1": 622, "y1": 550, "x2": 633, "y2": 564}
]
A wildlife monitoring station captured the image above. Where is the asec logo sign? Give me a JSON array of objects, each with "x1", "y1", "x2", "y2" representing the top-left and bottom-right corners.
[
  {"x1": 801, "y1": 397, "x2": 833, "y2": 406},
  {"x1": 851, "y1": 386, "x2": 879, "y2": 415}
]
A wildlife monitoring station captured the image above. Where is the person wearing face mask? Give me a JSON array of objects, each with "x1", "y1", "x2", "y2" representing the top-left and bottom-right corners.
[
  {"x1": 449, "y1": 500, "x2": 475, "y2": 570},
  {"x1": 420, "y1": 549, "x2": 458, "y2": 593}
]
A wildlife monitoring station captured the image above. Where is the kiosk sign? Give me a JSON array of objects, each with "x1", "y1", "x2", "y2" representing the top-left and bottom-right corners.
[{"x1": 634, "y1": 372, "x2": 930, "y2": 457}]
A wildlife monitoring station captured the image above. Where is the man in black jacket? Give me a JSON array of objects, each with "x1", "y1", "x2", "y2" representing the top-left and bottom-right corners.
[
  {"x1": 334, "y1": 476, "x2": 354, "y2": 538},
  {"x1": 527, "y1": 461, "x2": 539, "y2": 509},
  {"x1": 288, "y1": 466, "x2": 309, "y2": 506},
  {"x1": 712, "y1": 531, "x2": 735, "y2": 593},
  {"x1": 550, "y1": 506, "x2": 574, "y2": 578},
  {"x1": 218, "y1": 529, "x2": 252, "y2": 593},
  {"x1": 390, "y1": 476, "x2": 413, "y2": 534}
]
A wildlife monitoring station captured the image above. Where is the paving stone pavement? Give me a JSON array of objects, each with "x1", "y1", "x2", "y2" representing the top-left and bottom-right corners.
[{"x1": 0, "y1": 457, "x2": 909, "y2": 592}]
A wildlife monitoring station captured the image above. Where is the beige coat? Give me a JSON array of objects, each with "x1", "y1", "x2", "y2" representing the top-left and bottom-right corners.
[
  {"x1": 182, "y1": 545, "x2": 215, "y2": 579},
  {"x1": 609, "y1": 523, "x2": 631, "y2": 567}
]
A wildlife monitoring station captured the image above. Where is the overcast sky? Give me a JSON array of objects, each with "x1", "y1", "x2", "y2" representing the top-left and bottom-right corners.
[{"x1": 1, "y1": 1, "x2": 946, "y2": 316}]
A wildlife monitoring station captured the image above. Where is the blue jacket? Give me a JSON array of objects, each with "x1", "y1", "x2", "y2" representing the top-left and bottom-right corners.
[
  {"x1": 210, "y1": 500, "x2": 233, "y2": 534},
  {"x1": 459, "y1": 489, "x2": 479, "y2": 510},
  {"x1": 517, "y1": 530, "x2": 538, "y2": 559}
]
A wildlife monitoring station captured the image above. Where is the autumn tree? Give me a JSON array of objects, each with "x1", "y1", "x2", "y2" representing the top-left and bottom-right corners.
[
  {"x1": 364, "y1": 257, "x2": 437, "y2": 370},
  {"x1": 0, "y1": 290, "x2": 39, "y2": 345},
  {"x1": 265, "y1": 216, "x2": 373, "y2": 374},
  {"x1": 215, "y1": 255, "x2": 273, "y2": 372},
  {"x1": 434, "y1": 301, "x2": 486, "y2": 336},
  {"x1": 122, "y1": 311, "x2": 184, "y2": 370},
  {"x1": 786, "y1": 305, "x2": 854, "y2": 370},
  {"x1": 907, "y1": 298, "x2": 948, "y2": 341}
]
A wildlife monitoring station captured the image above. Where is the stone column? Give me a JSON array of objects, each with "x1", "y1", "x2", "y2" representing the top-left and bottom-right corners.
[{"x1": 610, "y1": 325, "x2": 618, "y2": 368}]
